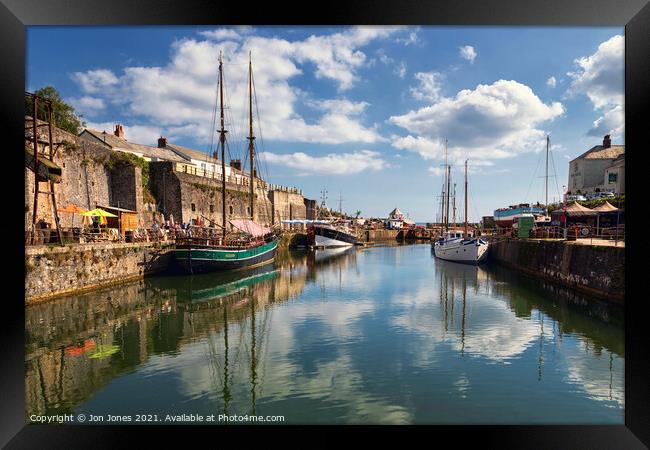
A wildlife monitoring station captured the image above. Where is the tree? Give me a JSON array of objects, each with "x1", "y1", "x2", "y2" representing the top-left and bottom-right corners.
[
  {"x1": 26, "y1": 86, "x2": 86, "y2": 134},
  {"x1": 355, "y1": 210, "x2": 362, "y2": 218}
]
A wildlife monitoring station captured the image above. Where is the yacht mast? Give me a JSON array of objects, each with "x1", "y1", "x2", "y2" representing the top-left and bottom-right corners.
[
  {"x1": 545, "y1": 135, "x2": 549, "y2": 208},
  {"x1": 464, "y1": 160, "x2": 468, "y2": 237},
  {"x1": 248, "y1": 52, "x2": 255, "y2": 221},
  {"x1": 218, "y1": 52, "x2": 228, "y2": 238},
  {"x1": 452, "y1": 183, "x2": 456, "y2": 227},
  {"x1": 445, "y1": 139, "x2": 450, "y2": 231}
]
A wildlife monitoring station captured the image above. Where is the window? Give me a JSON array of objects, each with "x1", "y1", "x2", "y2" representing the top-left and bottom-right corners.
[
  {"x1": 247, "y1": 207, "x2": 251, "y2": 215},
  {"x1": 608, "y1": 173, "x2": 617, "y2": 183},
  {"x1": 229, "y1": 205, "x2": 233, "y2": 215},
  {"x1": 210, "y1": 205, "x2": 214, "y2": 213},
  {"x1": 191, "y1": 203, "x2": 196, "y2": 212}
]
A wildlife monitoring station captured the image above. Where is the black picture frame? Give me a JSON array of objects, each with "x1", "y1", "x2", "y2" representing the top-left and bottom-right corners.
[{"x1": 2, "y1": 0, "x2": 648, "y2": 447}]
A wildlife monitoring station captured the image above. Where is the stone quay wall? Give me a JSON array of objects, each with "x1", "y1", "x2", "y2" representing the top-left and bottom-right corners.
[
  {"x1": 365, "y1": 229, "x2": 400, "y2": 242},
  {"x1": 25, "y1": 242, "x2": 174, "y2": 303},
  {"x1": 25, "y1": 121, "x2": 144, "y2": 229},
  {"x1": 149, "y1": 161, "x2": 273, "y2": 226},
  {"x1": 489, "y1": 239, "x2": 624, "y2": 303}
]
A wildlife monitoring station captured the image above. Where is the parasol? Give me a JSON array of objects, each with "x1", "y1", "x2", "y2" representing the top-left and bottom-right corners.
[
  {"x1": 81, "y1": 208, "x2": 118, "y2": 218},
  {"x1": 57, "y1": 204, "x2": 88, "y2": 228}
]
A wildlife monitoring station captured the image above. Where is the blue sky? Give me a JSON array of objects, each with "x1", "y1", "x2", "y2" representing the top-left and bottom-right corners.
[{"x1": 27, "y1": 26, "x2": 624, "y2": 222}]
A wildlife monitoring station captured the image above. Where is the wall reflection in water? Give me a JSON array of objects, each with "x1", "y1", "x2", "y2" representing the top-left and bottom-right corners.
[{"x1": 25, "y1": 244, "x2": 623, "y2": 424}]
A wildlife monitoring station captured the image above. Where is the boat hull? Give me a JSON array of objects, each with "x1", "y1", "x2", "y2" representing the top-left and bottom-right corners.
[
  {"x1": 174, "y1": 239, "x2": 278, "y2": 273},
  {"x1": 494, "y1": 206, "x2": 545, "y2": 228},
  {"x1": 310, "y1": 225, "x2": 357, "y2": 247},
  {"x1": 433, "y1": 238, "x2": 488, "y2": 265}
]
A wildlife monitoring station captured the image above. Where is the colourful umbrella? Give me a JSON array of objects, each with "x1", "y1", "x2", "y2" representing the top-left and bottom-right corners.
[
  {"x1": 80, "y1": 208, "x2": 118, "y2": 218},
  {"x1": 57, "y1": 204, "x2": 88, "y2": 228}
]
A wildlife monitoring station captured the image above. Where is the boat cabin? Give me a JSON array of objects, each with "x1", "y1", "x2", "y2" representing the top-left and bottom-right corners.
[{"x1": 442, "y1": 229, "x2": 475, "y2": 240}]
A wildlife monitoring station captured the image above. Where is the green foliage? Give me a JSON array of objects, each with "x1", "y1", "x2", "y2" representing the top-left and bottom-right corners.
[
  {"x1": 546, "y1": 195, "x2": 625, "y2": 212},
  {"x1": 26, "y1": 86, "x2": 86, "y2": 134},
  {"x1": 105, "y1": 151, "x2": 150, "y2": 187}
]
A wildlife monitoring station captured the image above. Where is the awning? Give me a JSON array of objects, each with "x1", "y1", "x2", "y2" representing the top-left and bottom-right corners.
[
  {"x1": 592, "y1": 201, "x2": 619, "y2": 212},
  {"x1": 229, "y1": 219, "x2": 271, "y2": 237},
  {"x1": 281, "y1": 219, "x2": 331, "y2": 225},
  {"x1": 552, "y1": 201, "x2": 597, "y2": 217}
]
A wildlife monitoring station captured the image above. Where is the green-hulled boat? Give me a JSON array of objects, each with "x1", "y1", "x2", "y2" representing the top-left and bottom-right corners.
[{"x1": 174, "y1": 52, "x2": 279, "y2": 274}]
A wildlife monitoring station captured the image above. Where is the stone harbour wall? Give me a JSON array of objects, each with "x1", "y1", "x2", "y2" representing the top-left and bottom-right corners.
[
  {"x1": 25, "y1": 242, "x2": 174, "y2": 303},
  {"x1": 489, "y1": 239, "x2": 624, "y2": 303}
]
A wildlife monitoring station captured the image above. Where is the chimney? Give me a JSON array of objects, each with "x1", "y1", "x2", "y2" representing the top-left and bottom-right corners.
[
  {"x1": 158, "y1": 136, "x2": 168, "y2": 148},
  {"x1": 230, "y1": 159, "x2": 242, "y2": 171},
  {"x1": 603, "y1": 135, "x2": 611, "y2": 148},
  {"x1": 114, "y1": 124, "x2": 125, "y2": 139}
]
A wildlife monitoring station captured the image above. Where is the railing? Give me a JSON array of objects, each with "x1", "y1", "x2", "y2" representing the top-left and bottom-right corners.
[
  {"x1": 174, "y1": 163, "x2": 269, "y2": 190},
  {"x1": 485, "y1": 225, "x2": 625, "y2": 245}
]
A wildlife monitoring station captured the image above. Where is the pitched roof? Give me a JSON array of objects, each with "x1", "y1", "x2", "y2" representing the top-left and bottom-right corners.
[
  {"x1": 389, "y1": 208, "x2": 403, "y2": 217},
  {"x1": 571, "y1": 144, "x2": 625, "y2": 162},
  {"x1": 164, "y1": 143, "x2": 219, "y2": 164},
  {"x1": 592, "y1": 201, "x2": 619, "y2": 212},
  {"x1": 564, "y1": 201, "x2": 598, "y2": 216},
  {"x1": 82, "y1": 129, "x2": 187, "y2": 163}
]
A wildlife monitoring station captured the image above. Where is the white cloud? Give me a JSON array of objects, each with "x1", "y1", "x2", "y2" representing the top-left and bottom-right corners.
[
  {"x1": 396, "y1": 31, "x2": 419, "y2": 46},
  {"x1": 376, "y1": 48, "x2": 393, "y2": 65},
  {"x1": 71, "y1": 28, "x2": 398, "y2": 147},
  {"x1": 70, "y1": 96, "x2": 105, "y2": 116},
  {"x1": 199, "y1": 26, "x2": 252, "y2": 41},
  {"x1": 567, "y1": 35, "x2": 624, "y2": 138},
  {"x1": 263, "y1": 150, "x2": 388, "y2": 175},
  {"x1": 410, "y1": 71, "x2": 444, "y2": 102},
  {"x1": 85, "y1": 121, "x2": 163, "y2": 146},
  {"x1": 71, "y1": 69, "x2": 119, "y2": 94},
  {"x1": 588, "y1": 104, "x2": 624, "y2": 137},
  {"x1": 547, "y1": 76, "x2": 557, "y2": 88},
  {"x1": 395, "y1": 62, "x2": 407, "y2": 79},
  {"x1": 292, "y1": 26, "x2": 403, "y2": 91},
  {"x1": 428, "y1": 166, "x2": 446, "y2": 177},
  {"x1": 390, "y1": 79, "x2": 564, "y2": 165},
  {"x1": 459, "y1": 45, "x2": 477, "y2": 64}
]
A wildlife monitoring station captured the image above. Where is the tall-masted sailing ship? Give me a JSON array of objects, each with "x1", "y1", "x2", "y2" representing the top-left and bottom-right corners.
[
  {"x1": 432, "y1": 140, "x2": 488, "y2": 264},
  {"x1": 174, "y1": 53, "x2": 279, "y2": 273}
]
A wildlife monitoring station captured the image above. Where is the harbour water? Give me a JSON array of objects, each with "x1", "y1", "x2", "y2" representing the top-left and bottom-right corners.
[{"x1": 26, "y1": 244, "x2": 624, "y2": 424}]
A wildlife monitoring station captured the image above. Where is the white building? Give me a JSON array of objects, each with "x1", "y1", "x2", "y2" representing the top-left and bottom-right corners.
[
  {"x1": 568, "y1": 135, "x2": 625, "y2": 195},
  {"x1": 384, "y1": 208, "x2": 415, "y2": 229}
]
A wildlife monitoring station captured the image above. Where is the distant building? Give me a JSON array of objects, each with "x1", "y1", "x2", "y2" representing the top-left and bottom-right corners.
[
  {"x1": 79, "y1": 123, "x2": 312, "y2": 227},
  {"x1": 79, "y1": 125, "x2": 187, "y2": 163},
  {"x1": 481, "y1": 216, "x2": 495, "y2": 230},
  {"x1": 385, "y1": 208, "x2": 414, "y2": 229},
  {"x1": 567, "y1": 135, "x2": 625, "y2": 195}
]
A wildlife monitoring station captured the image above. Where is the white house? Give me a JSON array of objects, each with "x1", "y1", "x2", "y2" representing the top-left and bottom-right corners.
[
  {"x1": 385, "y1": 208, "x2": 415, "y2": 229},
  {"x1": 568, "y1": 135, "x2": 625, "y2": 195}
]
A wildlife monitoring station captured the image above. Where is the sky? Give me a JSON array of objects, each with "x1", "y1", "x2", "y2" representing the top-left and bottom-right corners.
[{"x1": 26, "y1": 26, "x2": 624, "y2": 222}]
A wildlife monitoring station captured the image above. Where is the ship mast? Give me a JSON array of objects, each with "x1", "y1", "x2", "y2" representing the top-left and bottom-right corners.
[
  {"x1": 218, "y1": 52, "x2": 228, "y2": 238},
  {"x1": 545, "y1": 135, "x2": 549, "y2": 208},
  {"x1": 464, "y1": 159, "x2": 468, "y2": 237},
  {"x1": 445, "y1": 139, "x2": 451, "y2": 231},
  {"x1": 247, "y1": 52, "x2": 255, "y2": 221}
]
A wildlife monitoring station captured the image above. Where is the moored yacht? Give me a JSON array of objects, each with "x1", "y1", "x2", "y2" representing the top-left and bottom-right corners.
[
  {"x1": 432, "y1": 152, "x2": 488, "y2": 265},
  {"x1": 433, "y1": 228, "x2": 489, "y2": 264},
  {"x1": 308, "y1": 220, "x2": 358, "y2": 247}
]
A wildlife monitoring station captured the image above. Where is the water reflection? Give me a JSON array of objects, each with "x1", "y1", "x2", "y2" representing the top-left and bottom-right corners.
[{"x1": 25, "y1": 244, "x2": 624, "y2": 423}]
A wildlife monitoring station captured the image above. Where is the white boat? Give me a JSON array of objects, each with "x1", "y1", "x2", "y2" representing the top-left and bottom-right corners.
[
  {"x1": 309, "y1": 222, "x2": 358, "y2": 247},
  {"x1": 432, "y1": 152, "x2": 488, "y2": 265},
  {"x1": 433, "y1": 229, "x2": 489, "y2": 264}
]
